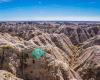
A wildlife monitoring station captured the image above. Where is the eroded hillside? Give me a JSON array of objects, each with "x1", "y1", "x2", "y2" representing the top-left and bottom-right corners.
[{"x1": 0, "y1": 21, "x2": 100, "y2": 80}]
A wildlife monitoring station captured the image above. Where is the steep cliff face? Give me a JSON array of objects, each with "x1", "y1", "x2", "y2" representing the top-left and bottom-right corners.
[
  {"x1": 82, "y1": 35, "x2": 100, "y2": 48},
  {"x1": 0, "y1": 22, "x2": 100, "y2": 44},
  {"x1": 54, "y1": 26, "x2": 100, "y2": 44},
  {"x1": 0, "y1": 22, "x2": 100, "y2": 80},
  {"x1": 74, "y1": 45, "x2": 100, "y2": 80}
]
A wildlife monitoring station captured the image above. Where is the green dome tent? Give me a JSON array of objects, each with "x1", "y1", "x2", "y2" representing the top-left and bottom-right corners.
[{"x1": 32, "y1": 48, "x2": 44, "y2": 59}]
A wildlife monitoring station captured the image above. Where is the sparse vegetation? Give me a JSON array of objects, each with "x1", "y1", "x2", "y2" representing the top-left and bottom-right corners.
[{"x1": 0, "y1": 45, "x2": 13, "y2": 68}]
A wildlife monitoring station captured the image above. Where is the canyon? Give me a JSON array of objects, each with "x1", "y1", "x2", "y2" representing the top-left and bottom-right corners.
[{"x1": 0, "y1": 21, "x2": 100, "y2": 80}]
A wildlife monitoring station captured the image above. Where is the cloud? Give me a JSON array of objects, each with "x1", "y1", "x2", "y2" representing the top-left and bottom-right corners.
[
  {"x1": 32, "y1": 16, "x2": 100, "y2": 21},
  {"x1": 0, "y1": 0, "x2": 11, "y2": 3},
  {"x1": 2, "y1": 16, "x2": 100, "y2": 21}
]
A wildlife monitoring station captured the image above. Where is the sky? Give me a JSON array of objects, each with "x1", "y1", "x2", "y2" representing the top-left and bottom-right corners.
[{"x1": 0, "y1": 0, "x2": 100, "y2": 21}]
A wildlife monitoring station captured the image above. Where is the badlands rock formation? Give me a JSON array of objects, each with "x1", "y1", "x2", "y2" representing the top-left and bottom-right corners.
[
  {"x1": 0, "y1": 70, "x2": 23, "y2": 80},
  {"x1": 0, "y1": 21, "x2": 100, "y2": 80}
]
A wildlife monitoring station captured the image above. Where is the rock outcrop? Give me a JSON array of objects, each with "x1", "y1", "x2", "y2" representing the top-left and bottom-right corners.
[
  {"x1": 0, "y1": 22, "x2": 100, "y2": 80},
  {"x1": 74, "y1": 45, "x2": 100, "y2": 80},
  {"x1": 0, "y1": 32, "x2": 79, "y2": 80},
  {"x1": 82, "y1": 35, "x2": 100, "y2": 48},
  {"x1": 0, "y1": 70, "x2": 23, "y2": 80}
]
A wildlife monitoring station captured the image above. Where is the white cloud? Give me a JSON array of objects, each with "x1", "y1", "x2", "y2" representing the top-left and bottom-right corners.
[
  {"x1": 1, "y1": 16, "x2": 100, "y2": 21},
  {"x1": 32, "y1": 16, "x2": 100, "y2": 21}
]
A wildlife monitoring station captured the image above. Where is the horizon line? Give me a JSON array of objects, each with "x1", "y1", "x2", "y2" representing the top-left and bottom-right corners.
[
  {"x1": 1, "y1": 19, "x2": 100, "y2": 22},
  {"x1": 1, "y1": 20, "x2": 100, "y2": 22}
]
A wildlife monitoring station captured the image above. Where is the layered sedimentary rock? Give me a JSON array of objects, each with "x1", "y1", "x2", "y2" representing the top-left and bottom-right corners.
[
  {"x1": 0, "y1": 70, "x2": 23, "y2": 80},
  {"x1": 73, "y1": 45, "x2": 100, "y2": 80},
  {"x1": 0, "y1": 32, "x2": 79, "y2": 80},
  {"x1": 82, "y1": 35, "x2": 100, "y2": 48},
  {"x1": 54, "y1": 25, "x2": 100, "y2": 44},
  {"x1": 0, "y1": 22, "x2": 100, "y2": 80},
  {"x1": 1, "y1": 22, "x2": 100, "y2": 44}
]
